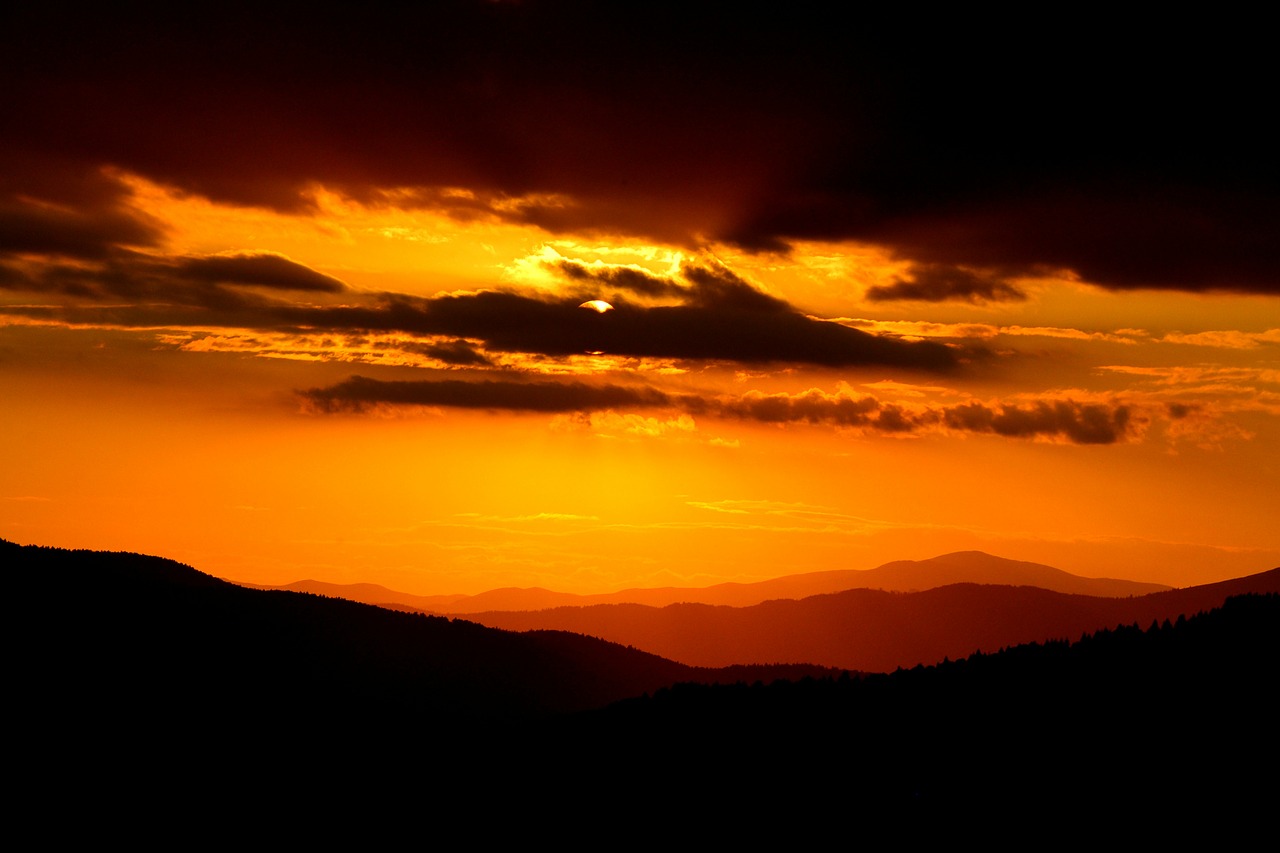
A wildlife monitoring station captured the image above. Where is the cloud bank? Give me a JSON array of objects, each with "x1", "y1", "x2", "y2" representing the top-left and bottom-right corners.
[
  {"x1": 302, "y1": 377, "x2": 1135, "y2": 445},
  {"x1": 3, "y1": 250, "x2": 959, "y2": 371},
  {"x1": 3, "y1": 5, "x2": 1276, "y2": 295}
]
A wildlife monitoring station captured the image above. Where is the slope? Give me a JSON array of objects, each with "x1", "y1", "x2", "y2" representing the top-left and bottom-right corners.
[
  {"x1": 461, "y1": 566, "x2": 1280, "y2": 670},
  {"x1": 5, "y1": 539, "x2": 831, "y2": 735},
  {"x1": 240, "y1": 549, "x2": 1170, "y2": 611}
]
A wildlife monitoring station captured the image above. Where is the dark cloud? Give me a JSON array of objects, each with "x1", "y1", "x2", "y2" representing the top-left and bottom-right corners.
[
  {"x1": 300, "y1": 375, "x2": 1134, "y2": 445},
  {"x1": 452, "y1": 263, "x2": 951, "y2": 368},
  {"x1": 0, "y1": 261, "x2": 23, "y2": 288},
  {"x1": 680, "y1": 263, "x2": 791, "y2": 312},
  {"x1": 710, "y1": 391, "x2": 1132, "y2": 444},
  {"x1": 1, "y1": 4, "x2": 855, "y2": 226},
  {"x1": 6, "y1": 251, "x2": 956, "y2": 370},
  {"x1": 865, "y1": 263, "x2": 1026, "y2": 303},
  {"x1": 175, "y1": 253, "x2": 347, "y2": 293},
  {"x1": 300, "y1": 375, "x2": 673, "y2": 414},
  {"x1": 866, "y1": 190, "x2": 1280, "y2": 296},
  {"x1": 407, "y1": 339, "x2": 493, "y2": 367},
  {"x1": 942, "y1": 401, "x2": 1131, "y2": 445},
  {"x1": 290, "y1": 283, "x2": 957, "y2": 370},
  {"x1": 552, "y1": 258, "x2": 791, "y2": 311},
  {"x1": 0, "y1": 183, "x2": 165, "y2": 260},
  {"x1": 0, "y1": 248, "x2": 346, "y2": 310},
  {"x1": 713, "y1": 391, "x2": 886, "y2": 428},
  {"x1": 553, "y1": 261, "x2": 685, "y2": 300},
  {"x1": 4, "y1": 6, "x2": 1274, "y2": 293}
]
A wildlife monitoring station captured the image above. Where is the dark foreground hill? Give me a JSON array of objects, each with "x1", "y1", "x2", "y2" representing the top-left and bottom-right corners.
[
  {"x1": 6, "y1": 540, "x2": 831, "y2": 729},
  {"x1": 565, "y1": 592, "x2": 1279, "y2": 819},
  {"x1": 8, "y1": 539, "x2": 1276, "y2": 839}
]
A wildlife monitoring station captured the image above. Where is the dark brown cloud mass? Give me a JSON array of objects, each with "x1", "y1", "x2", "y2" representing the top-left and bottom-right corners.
[
  {"x1": 940, "y1": 400, "x2": 1132, "y2": 446},
  {"x1": 3, "y1": 253, "x2": 957, "y2": 370},
  {"x1": 175, "y1": 253, "x2": 346, "y2": 293},
  {"x1": 301, "y1": 375, "x2": 674, "y2": 414},
  {"x1": 301, "y1": 375, "x2": 1135, "y2": 445},
  {"x1": 0, "y1": 168, "x2": 166, "y2": 260},
  {"x1": 290, "y1": 272, "x2": 957, "y2": 369},
  {"x1": 711, "y1": 391, "x2": 1132, "y2": 444},
  {"x1": 3, "y1": 4, "x2": 1275, "y2": 295},
  {"x1": 553, "y1": 261, "x2": 685, "y2": 301},
  {"x1": 554, "y1": 258, "x2": 793, "y2": 311},
  {"x1": 866, "y1": 264, "x2": 1026, "y2": 303},
  {"x1": 0, "y1": 248, "x2": 347, "y2": 309}
]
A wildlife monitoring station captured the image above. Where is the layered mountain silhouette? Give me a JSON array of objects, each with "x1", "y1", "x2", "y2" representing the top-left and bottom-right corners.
[
  {"x1": 8, "y1": 537, "x2": 1276, "y2": 829},
  {"x1": 575, "y1": 591, "x2": 1278, "y2": 821},
  {"x1": 448, "y1": 567, "x2": 1280, "y2": 671},
  {"x1": 245, "y1": 550, "x2": 1169, "y2": 611}
]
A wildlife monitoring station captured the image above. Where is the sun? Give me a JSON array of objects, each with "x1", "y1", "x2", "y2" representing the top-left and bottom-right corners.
[{"x1": 578, "y1": 300, "x2": 614, "y2": 313}]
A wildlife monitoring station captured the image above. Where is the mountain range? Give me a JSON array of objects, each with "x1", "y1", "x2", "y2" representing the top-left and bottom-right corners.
[
  {"x1": 9, "y1": 537, "x2": 1277, "y2": 831},
  {"x1": 247, "y1": 550, "x2": 1275, "y2": 671},
  {"x1": 451, "y1": 566, "x2": 1279, "y2": 670},
  {"x1": 244, "y1": 550, "x2": 1170, "y2": 611}
]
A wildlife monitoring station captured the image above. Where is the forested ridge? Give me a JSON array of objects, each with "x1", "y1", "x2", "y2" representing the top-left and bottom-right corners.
[{"x1": 8, "y1": 539, "x2": 1276, "y2": 830}]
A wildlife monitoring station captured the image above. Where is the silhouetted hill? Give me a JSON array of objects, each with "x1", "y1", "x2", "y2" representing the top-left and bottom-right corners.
[
  {"x1": 5, "y1": 539, "x2": 833, "y2": 734},
  {"x1": 565, "y1": 593, "x2": 1279, "y2": 817},
  {"x1": 834, "y1": 550, "x2": 1170, "y2": 596},
  {"x1": 241, "y1": 550, "x2": 1170, "y2": 611},
  {"x1": 461, "y1": 566, "x2": 1280, "y2": 670},
  {"x1": 8, "y1": 538, "x2": 1274, "y2": 836}
]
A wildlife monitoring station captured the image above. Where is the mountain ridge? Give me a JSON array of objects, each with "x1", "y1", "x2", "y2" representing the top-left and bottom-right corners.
[
  {"x1": 453, "y1": 565, "x2": 1280, "y2": 671},
  {"x1": 237, "y1": 549, "x2": 1172, "y2": 611},
  {"x1": 5, "y1": 538, "x2": 839, "y2": 726},
  {"x1": 8, "y1": 536, "x2": 1273, "y2": 830}
]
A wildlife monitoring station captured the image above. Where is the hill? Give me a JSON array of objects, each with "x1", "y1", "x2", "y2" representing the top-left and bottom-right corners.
[
  {"x1": 241, "y1": 550, "x2": 1170, "y2": 611},
  {"x1": 5, "y1": 539, "x2": 834, "y2": 731},
  {"x1": 567, "y1": 592, "x2": 1279, "y2": 817},
  {"x1": 8, "y1": 538, "x2": 1274, "y2": 835},
  {"x1": 458, "y1": 566, "x2": 1280, "y2": 670}
]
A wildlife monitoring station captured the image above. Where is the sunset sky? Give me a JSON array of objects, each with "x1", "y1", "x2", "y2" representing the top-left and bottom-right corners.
[{"x1": 3, "y1": 5, "x2": 1277, "y2": 594}]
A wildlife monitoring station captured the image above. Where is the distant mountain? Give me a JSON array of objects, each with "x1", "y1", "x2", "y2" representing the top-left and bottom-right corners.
[
  {"x1": 240, "y1": 550, "x2": 1170, "y2": 612},
  {"x1": 459, "y1": 566, "x2": 1280, "y2": 671},
  {"x1": 8, "y1": 538, "x2": 1274, "y2": 830},
  {"x1": 817, "y1": 550, "x2": 1171, "y2": 597},
  {"x1": 572, "y1": 592, "x2": 1279, "y2": 817},
  {"x1": 237, "y1": 578, "x2": 475, "y2": 610}
]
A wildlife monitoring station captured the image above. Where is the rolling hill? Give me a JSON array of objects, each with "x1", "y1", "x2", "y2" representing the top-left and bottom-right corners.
[
  {"x1": 8, "y1": 537, "x2": 1275, "y2": 832},
  {"x1": 6, "y1": 539, "x2": 834, "y2": 730},
  {"x1": 241, "y1": 550, "x2": 1170, "y2": 611},
  {"x1": 455, "y1": 566, "x2": 1280, "y2": 670}
]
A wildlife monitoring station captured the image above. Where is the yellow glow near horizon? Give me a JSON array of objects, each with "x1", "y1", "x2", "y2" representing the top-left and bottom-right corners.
[{"x1": 4, "y1": 172, "x2": 1277, "y2": 598}]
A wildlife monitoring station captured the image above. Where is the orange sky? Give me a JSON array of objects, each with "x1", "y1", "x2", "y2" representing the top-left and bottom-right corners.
[{"x1": 3, "y1": 6, "x2": 1277, "y2": 593}]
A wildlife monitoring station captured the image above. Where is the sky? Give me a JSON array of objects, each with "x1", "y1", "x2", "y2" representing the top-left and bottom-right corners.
[{"x1": 3, "y1": 4, "x2": 1277, "y2": 594}]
